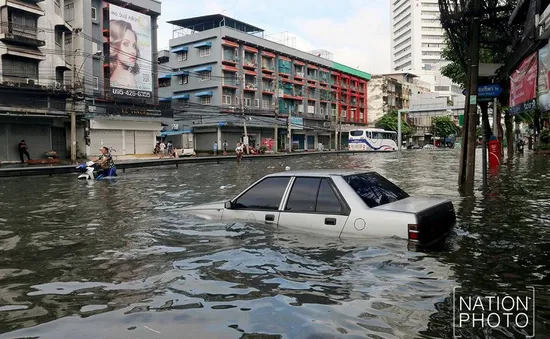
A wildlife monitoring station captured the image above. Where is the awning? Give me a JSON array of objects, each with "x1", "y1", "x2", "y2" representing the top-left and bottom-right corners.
[
  {"x1": 223, "y1": 65, "x2": 238, "y2": 72},
  {"x1": 7, "y1": 0, "x2": 43, "y2": 15},
  {"x1": 194, "y1": 41, "x2": 212, "y2": 48},
  {"x1": 4, "y1": 43, "x2": 45, "y2": 60},
  {"x1": 160, "y1": 97, "x2": 172, "y2": 102},
  {"x1": 172, "y1": 93, "x2": 190, "y2": 100},
  {"x1": 262, "y1": 51, "x2": 276, "y2": 58},
  {"x1": 161, "y1": 130, "x2": 192, "y2": 137},
  {"x1": 245, "y1": 70, "x2": 257, "y2": 76},
  {"x1": 159, "y1": 74, "x2": 172, "y2": 79},
  {"x1": 171, "y1": 46, "x2": 189, "y2": 53},
  {"x1": 307, "y1": 64, "x2": 318, "y2": 69},
  {"x1": 294, "y1": 60, "x2": 305, "y2": 66},
  {"x1": 171, "y1": 71, "x2": 189, "y2": 76},
  {"x1": 244, "y1": 45, "x2": 258, "y2": 53},
  {"x1": 222, "y1": 40, "x2": 239, "y2": 48},
  {"x1": 193, "y1": 65, "x2": 212, "y2": 73},
  {"x1": 195, "y1": 91, "x2": 213, "y2": 97}
]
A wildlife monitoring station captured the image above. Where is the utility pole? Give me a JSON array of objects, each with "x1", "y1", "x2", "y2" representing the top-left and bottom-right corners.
[
  {"x1": 463, "y1": 0, "x2": 482, "y2": 193},
  {"x1": 240, "y1": 72, "x2": 249, "y2": 154},
  {"x1": 397, "y1": 109, "x2": 402, "y2": 151},
  {"x1": 287, "y1": 106, "x2": 292, "y2": 152},
  {"x1": 70, "y1": 30, "x2": 78, "y2": 163},
  {"x1": 274, "y1": 95, "x2": 279, "y2": 153}
]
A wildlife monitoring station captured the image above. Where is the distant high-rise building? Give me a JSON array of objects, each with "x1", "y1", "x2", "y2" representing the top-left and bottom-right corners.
[{"x1": 390, "y1": 0, "x2": 463, "y2": 99}]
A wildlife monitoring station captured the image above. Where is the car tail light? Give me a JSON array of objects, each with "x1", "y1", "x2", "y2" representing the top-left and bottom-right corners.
[{"x1": 408, "y1": 224, "x2": 419, "y2": 242}]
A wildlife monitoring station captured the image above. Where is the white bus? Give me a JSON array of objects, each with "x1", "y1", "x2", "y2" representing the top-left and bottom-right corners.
[{"x1": 348, "y1": 128, "x2": 398, "y2": 151}]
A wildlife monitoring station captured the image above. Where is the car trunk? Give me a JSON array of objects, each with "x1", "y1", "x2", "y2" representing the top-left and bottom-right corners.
[{"x1": 375, "y1": 197, "x2": 456, "y2": 244}]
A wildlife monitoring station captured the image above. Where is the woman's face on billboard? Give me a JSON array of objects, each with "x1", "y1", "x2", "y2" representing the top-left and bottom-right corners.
[{"x1": 119, "y1": 30, "x2": 137, "y2": 68}]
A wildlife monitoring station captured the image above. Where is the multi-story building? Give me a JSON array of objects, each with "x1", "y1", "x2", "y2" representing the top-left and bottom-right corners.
[
  {"x1": 390, "y1": 0, "x2": 463, "y2": 101},
  {"x1": 0, "y1": 0, "x2": 168, "y2": 163},
  {"x1": 0, "y1": 0, "x2": 72, "y2": 162},
  {"x1": 367, "y1": 72, "x2": 431, "y2": 124},
  {"x1": 159, "y1": 14, "x2": 371, "y2": 152},
  {"x1": 68, "y1": 0, "x2": 168, "y2": 157}
]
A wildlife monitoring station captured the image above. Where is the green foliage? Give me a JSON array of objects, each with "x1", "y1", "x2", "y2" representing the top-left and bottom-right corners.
[
  {"x1": 432, "y1": 116, "x2": 460, "y2": 138},
  {"x1": 540, "y1": 128, "x2": 550, "y2": 144},
  {"x1": 375, "y1": 109, "x2": 413, "y2": 136}
]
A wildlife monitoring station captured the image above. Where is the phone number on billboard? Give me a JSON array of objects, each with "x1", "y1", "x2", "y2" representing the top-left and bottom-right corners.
[{"x1": 111, "y1": 88, "x2": 152, "y2": 98}]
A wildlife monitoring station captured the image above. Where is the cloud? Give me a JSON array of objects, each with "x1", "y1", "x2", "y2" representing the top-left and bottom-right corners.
[
  {"x1": 290, "y1": 6, "x2": 391, "y2": 74},
  {"x1": 155, "y1": 0, "x2": 391, "y2": 74}
]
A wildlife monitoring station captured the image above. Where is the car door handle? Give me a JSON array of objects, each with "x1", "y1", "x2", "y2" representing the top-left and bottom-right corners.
[
  {"x1": 265, "y1": 214, "x2": 275, "y2": 222},
  {"x1": 325, "y1": 217, "x2": 336, "y2": 225}
]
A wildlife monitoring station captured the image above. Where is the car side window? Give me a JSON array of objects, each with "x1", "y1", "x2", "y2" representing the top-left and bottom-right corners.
[
  {"x1": 316, "y1": 179, "x2": 343, "y2": 214},
  {"x1": 285, "y1": 177, "x2": 321, "y2": 212},
  {"x1": 233, "y1": 177, "x2": 290, "y2": 210}
]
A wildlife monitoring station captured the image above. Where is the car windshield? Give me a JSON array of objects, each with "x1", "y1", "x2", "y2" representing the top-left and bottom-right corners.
[{"x1": 343, "y1": 173, "x2": 410, "y2": 208}]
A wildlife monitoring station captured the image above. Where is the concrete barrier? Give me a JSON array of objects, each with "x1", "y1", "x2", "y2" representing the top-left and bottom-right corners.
[{"x1": 0, "y1": 150, "x2": 372, "y2": 178}]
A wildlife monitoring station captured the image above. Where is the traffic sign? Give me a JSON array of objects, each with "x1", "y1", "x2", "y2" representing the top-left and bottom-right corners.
[{"x1": 462, "y1": 84, "x2": 503, "y2": 98}]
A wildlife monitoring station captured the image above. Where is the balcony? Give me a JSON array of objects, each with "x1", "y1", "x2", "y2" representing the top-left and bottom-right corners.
[
  {"x1": 243, "y1": 58, "x2": 257, "y2": 70},
  {"x1": 222, "y1": 78, "x2": 239, "y2": 88},
  {"x1": 222, "y1": 48, "x2": 238, "y2": 65},
  {"x1": 0, "y1": 22, "x2": 45, "y2": 47}
]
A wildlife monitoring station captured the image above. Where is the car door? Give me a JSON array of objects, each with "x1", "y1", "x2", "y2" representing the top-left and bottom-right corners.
[
  {"x1": 277, "y1": 177, "x2": 350, "y2": 236},
  {"x1": 223, "y1": 176, "x2": 291, "y2": 226}
]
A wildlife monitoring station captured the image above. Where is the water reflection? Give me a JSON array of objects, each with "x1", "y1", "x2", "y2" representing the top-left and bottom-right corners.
[{"x1": 0, "y1": 149, "x2": 549, "y2": 338}]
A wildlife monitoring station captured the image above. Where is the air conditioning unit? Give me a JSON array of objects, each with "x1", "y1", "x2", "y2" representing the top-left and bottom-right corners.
[
  {"x1": 323, "y1": 122, "x2": 331, "y2": 127},
  {"x1": 26, "y1": 79, "x2": 35, "y2": 85},
  {"x1": 52, "y1": 81, "x2": 62, "y2": 89}
]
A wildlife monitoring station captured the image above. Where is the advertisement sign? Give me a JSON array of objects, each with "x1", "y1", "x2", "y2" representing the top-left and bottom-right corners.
[
  {"x1": 109, "y1": 4, "x2": 152, "y2": 100},
  {"x1": 538, "y1": 42, "x2": 550, "y2": 112},
  {"x1": 509, "y1": 52, "x2": 538, "y2": 115}
]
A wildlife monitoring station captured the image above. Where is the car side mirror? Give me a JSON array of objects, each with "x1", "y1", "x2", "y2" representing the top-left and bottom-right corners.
[{"x1": 224, "y1": 201, "x2": 232, "y2": 209}]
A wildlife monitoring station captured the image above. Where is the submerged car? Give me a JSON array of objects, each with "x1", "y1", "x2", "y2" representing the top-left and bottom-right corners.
[{"x1": 181, "y1": 169, "x2": 456, "y2": 246}]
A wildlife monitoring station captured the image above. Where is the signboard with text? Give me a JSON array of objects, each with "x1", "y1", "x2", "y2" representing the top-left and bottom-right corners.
[
  {"x1": 108, "y1": 3, "x2": 153, "y2": 101},
  {"x1": 509, "y1": 52, "x2": 538, "y2": 115}
]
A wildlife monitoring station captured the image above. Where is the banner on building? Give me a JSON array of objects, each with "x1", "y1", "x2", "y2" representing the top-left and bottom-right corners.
[
  {"x1": 108, "y1": 3, "x2": 153, "y2": 101},
  {"x1": 538, "y1": 42, "x2": 550, "y2": 112},
  {"x1": 510, "y1": 52, "x2": 538, "y2": 115}
]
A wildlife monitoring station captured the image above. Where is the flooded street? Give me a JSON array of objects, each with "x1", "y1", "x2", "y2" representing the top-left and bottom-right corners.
[{"x1": 1, "y1": 150, "x2": 549, "y2": 338}]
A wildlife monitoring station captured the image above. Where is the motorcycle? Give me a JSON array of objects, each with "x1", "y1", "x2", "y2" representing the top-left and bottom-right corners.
[{"x1": 76, "y1": 161, "x2": 117, "y2": 180}]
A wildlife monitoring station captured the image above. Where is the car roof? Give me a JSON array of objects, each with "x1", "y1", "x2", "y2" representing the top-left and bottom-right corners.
[{"x1": 265, "y1": 169, "x2": 377, "y2": 177}]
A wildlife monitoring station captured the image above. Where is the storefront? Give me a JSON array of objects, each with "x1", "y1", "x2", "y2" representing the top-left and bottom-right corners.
[
  {"x1": 0, "y1": 116, "x2": 67, "y2": 162},
  {"x1": 87, "y1": 105, "x2": 172, "y2": 156}
]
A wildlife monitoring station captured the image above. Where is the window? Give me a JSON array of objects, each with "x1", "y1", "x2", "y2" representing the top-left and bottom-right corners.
[
  {"x1": 179, "y1": 75, "x2": 188, "y2": 85},
  {"x1": 201, "y1": 96, "x2": 212, "y2": 105},
  {"x1": 177, "y1": 52, "x2": 187, "y2": 61},
  {"x1": 2, "y1": 57, "x2": 38, "y2": 80},
  {"x1": 233, "y1": 177, "x2": 291, "y2": 210},
  {"x1": 64, "y1": 34, "x2": 72, "y2": 49},
  {"x1": 244, "y1": 98, "x2": 251, "y2": 106},
  {"x1": 284, "y1": 178, "x2": 344, "y2": 214},
  {"x1": 55, "y1": 30, "x2": 63, "y2": 47},
  {"x1": 255, "y1": 99, "x2": 260, "y2": 107},
  {"x1": 235, "y1": 96, "x2": 239, "y2": 106},
  {"x1": 91, "y1": 7, "x2": 97, "y2": 20},
  {"x1": 199, "y1": 47, "x2": 211, "y2": 57},
  {"x1": 262, "y1": 100, "x2": 269, "y2": 108},
  {"x1": 350, "y1": 130, "x2": 364, "y2": 137},
  {"x1": 199, "y1": 72, "x2": 211, "y2": 81},
  {"x1": 223, "y1": 95, "x2": 231, "y2": 105},
  {"x1": 320, "y1": 107, "x2": 324, "y2": 115},
  {"x1": 316, "y1": 179, "x2": 343, "y2": 214},
  {"x1": 343, "y1": 173, "x2": 410, "y2": 208},
  {"x1": 93, "y1": 76, "x2": 98, "y2": 90},
  {"x1": 285, "y1": 178, "x2": 321, "y2": 212},
  {"x1": 64, "y1": 3, "x2": 74, "y2": 21},
  {"x1": 54, "y1": 0, "x2": 61, "y2": 15}
]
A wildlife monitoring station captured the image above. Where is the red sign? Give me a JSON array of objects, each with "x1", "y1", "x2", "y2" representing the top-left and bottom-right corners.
[{"x1": 510, "y1": 52, "x2": 538, "y2": 115}]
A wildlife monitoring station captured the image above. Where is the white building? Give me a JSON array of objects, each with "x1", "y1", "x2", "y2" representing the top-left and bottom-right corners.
[{"x1": 390, "y1": 0, "x2": 463, "y2": 101}]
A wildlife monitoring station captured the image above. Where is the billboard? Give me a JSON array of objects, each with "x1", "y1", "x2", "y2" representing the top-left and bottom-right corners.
[
  {"x1": 108, "y1": 4, "x2": 152, "y2": 100},
  {"x1": 509, "y1": 51, "x2": 537, "y2": 115},
  {"x1": 538, "y1": 42, "x2": 550, "y2": 112}
]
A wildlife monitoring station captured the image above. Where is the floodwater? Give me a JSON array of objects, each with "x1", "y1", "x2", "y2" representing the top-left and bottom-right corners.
[{"x1": 0, "y1": 150, "x2": 549, "y2": 338}]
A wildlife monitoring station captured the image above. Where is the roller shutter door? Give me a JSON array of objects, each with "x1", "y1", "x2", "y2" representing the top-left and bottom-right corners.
[
  {"x1": 8, "y1": 124, "x2": 51, "y2": 161},
  {"x1": 90, "y1": 129, "x2": 123, "y2": 155},
  {"x1": 125, "y1": 130, "x2": 135, "y2": 154},
  {"x1": 135, "y1": 130, "x2": 153, "y2": 154}
]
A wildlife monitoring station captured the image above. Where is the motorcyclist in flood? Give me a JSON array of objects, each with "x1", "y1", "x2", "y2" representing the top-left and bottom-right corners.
[{"x1": 92, "y1": 146, "x2": 115, "y2": 176}]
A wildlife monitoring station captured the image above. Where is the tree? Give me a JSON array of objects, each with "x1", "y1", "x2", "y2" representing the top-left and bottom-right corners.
[
  {"x1": 432, "y1": 116, "x2": 460, "y2": 138},
  {"x1": 375, "y1": 109, "x2": 412, "y2": 136}
]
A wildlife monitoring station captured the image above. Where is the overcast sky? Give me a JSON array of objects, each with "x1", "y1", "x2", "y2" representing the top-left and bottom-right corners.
[{"x1": 156, "y1": 0, "x2": 391, "y2": 74}]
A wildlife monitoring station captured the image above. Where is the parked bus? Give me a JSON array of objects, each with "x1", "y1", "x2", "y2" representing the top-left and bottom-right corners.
[{"x1": 348, "y1": 128, "x2": 398, "y2": 151}]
